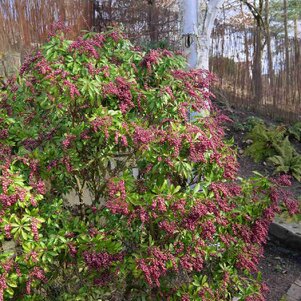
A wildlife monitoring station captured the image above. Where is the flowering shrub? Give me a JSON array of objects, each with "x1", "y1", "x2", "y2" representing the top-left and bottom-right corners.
[{"x1": 0, "y1": 28, "x2": 299, "y2": 300}]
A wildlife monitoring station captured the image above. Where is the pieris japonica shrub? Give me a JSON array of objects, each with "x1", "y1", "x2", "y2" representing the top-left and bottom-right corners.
[{"x1": 0, "y1": 26, "x2": 299, "y2": 300}]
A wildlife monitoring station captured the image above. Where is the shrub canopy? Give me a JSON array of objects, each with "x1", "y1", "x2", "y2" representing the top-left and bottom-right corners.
[{"x1": 0, "y1": 28, "x2": 298, "y2": 300}]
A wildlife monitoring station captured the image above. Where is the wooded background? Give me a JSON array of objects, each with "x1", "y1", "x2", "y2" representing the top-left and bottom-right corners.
[
  {"x1": 0, "y1": 0, "x2": 300, "y2": 121},
  {"x1": 211, "y1": 0, "x2": 301, "y2": 121}
]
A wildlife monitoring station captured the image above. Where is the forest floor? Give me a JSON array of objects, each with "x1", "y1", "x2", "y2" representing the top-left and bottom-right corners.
[{"x1": 218, "y1": 103, "x2": 301, "y2": 301}]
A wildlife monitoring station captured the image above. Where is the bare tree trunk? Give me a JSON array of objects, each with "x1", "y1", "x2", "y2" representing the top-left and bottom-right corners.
[
  {"x1": 197, "y1": 0, "x2": 225, "y2": 70},
  {"x1": 252, "y1": 0, "x2": 263, "y2": 107},
  {"x1": 182, "y1": 0, "x2": 198, "y2": 68},
  {"x1": 242, "y1": 3, "x2": 250, "y2": 99},
  {"x1": 265, "y1": 0, "x2": 274, "y2": 87},
  {"x1": 283, "y1": 0, "x2": 290, "y2": 100},
  {"x1": 147, "y1": 0, "x2": 158, "y2": 44},
  {"x1": 264, "y1": 0, "x2": 275, "y2": 107},
  {"x1": 294, "y1": 17, "x2": 300, "y2": 104}
]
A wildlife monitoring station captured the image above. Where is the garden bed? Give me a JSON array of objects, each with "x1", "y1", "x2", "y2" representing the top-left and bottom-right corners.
[{"x1": 217, "y1": 103, "x2": 301, "y2": 301}]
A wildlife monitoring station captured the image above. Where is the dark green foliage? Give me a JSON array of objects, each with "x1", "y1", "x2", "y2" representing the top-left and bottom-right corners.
[
  {"x1": 288, "y1": 122, "x2": 301, "y2": 141},
  {"x1": 245, "y1": 124, "x2": 286, "y2": 162},
  {"x1": 244, "y1": 116, "x2": 265, "y2": 132},
  {"x1": 269, "y1": 136, "x2": 301, "y2": 181}
]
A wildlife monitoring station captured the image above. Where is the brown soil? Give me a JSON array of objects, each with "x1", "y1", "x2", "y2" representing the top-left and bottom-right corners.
[{"x1": 260, "y1": 241, "x2": 301, "y2": 301}]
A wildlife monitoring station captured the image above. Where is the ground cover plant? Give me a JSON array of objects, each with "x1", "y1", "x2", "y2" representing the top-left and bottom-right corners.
[
  {"x1": 0, "y1": 26, "x2": 299, "y2": 300},
  {"x1": 244, "y1": 121, "x2": 301, "y2": 181},
  {"x1": 245, "y1": 123, "x2": 286, "y2": 163}
]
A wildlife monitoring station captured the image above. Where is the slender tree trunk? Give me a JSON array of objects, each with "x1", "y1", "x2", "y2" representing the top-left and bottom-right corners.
[
  {"x1": 265, "y1": 0, "x2": 274, "y2": 88},
  {"x1": 242, "y1": 3, "x2": 250, "y2": 99},
  {"x1": 244, "y1": 29, "x2": 250, "y2": 98},
  {"x1": 283, "y1": 0, "x2": 290, "y2": 100},
  {"x1": 294, "y1": 17, "x2": 300, "y2": 104},
  {"x1": 264, "y1": 0, "x2": 275, "y2": 107},
  {"x1": 252, "y1": 0, "x2": 263, "y2": 107},
  {"x1": 220, "y1": 4, "x2": 226, "y2": 87},
  {"x1": 147, "y1": 0, "x2": 158, "y2": 44}
]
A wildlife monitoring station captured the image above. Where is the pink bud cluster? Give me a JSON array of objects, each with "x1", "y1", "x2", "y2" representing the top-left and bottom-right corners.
[
  {"x1": 35, "y1": 57, "x2": 52, "y2": 75},
  {"x1": 20, "y1": 51, "x2": 42, "y2": 75},
  {"x1": 63, "y1": 80, "x2": 80, "y2": 99},
  {"x1": 236, "y1": 244, "x2": 263, "y2": 273},
  {"x1": 0, "y1": 274, "x2": 7, "y2": 301},
  {"x1": 133, "y1": 126, "x2": 154, "y2": 147},
  {"x1": 137, "y1": 247, "x2": 173, "y2": 287},
  {"x1": 83, "y1": 250, "x2": 123, "y2": 270},
  {"x1": 48, "y1": 20, "x2": 69, "y2": 37},
  {"x1": 106, "y1": 179, "x2": 129, "y2": 215},
  {"x1": 4, "y1": 224, "x2": 12, "y2": 239},
  {"x1": 26, "y1": 267, "x2": 47, "y2": 295},
  {"x1": 273, "y1": 174, "x2": 292, "y2": 186},
  {"x1": 90, "y1": 116, "x2": 112, "y2": 140},
  {"x1": 0, "y1": 129, "x2": 8, "y2": 140},
  {"x1": 62, "y1": 134, "x2": 76, "y2": 150},
  {"x1": 31, "y1": 218, "x2": 39, "y2": 241},
  {"x1": 103, "y1": 77, "x2": 134, "y2": 113},
  {"x1": 141, "y1": 49, "x2": 173, "y2": 73},
  {"x1": 69, "y1": 34, "x2": 105, "y2": 59}
]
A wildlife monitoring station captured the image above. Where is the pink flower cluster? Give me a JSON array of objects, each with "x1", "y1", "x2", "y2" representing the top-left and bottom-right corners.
[
  {"x1": 20, "y1": 51, "x2": 42, "y2": 75},
  {"x1": 141, "y1": 49, "x2": 173, "y2": 72},
  {"x1": 273, "y1": 174, "x2": 292, "y2": 186},
  {"x1": 83, "y1": 250, "x2": 123, "y2": 270},
  {"x1": 35, "y1": 57, "x2": 52, "y2": 75},
  {"x1": 106, "y1": 179, "x2": 129, "y2": 215},
  {"x1": 236, "y1": 244, "x2": 263, "y2": 273},
  {"x1": 69, "y1": 34, "x2": 105, "y2": 59},
  {"x1": 0, "y1": 274, "x2": 7, "y2": 301},
  {"x1": 158, "y1": 220, "x2": 177, "y2": 234},
  {"x1": 63, "y1": 80, "x2": 80, "y2": 99},
  {"x1": 151, "y1": 196, "x2": 167, "y2": 212},
  {"x1": 31, "y1": 218, "x2": 39, "y2": 241},
  {"x1": 137, "y1": 247, "x2": 173, "y2": 287},
  {"x1": 251, "y1": 219, "x2": 269, "y2": 244},
  {"x1": 103, "y1": 77, "x2": 134, "y2": 113},
  {"x1": 141, "y1": 50, "x2": 161, "y2": 72},
  {"x1": 270, "y1": 186, "x2": 299, "y2": 215},
  {"x1": 0, "y1": 129, "x2": 8, "y2": 140},
  {"x1": 180, "y1": 252, "x2": 204, "y2": 272},
  {"x1": 48, "y1": 20, "x2": 69, "y2": 37},
  {"x1": 26, "y1": 267, "x2": 47, "y2": 295},
  {"x1": 62, "y1": 134, "x2": 76, "y2": 150},
  {"x1": 90, "y1": 116, "x2": 112, "y2": 139},
  {"x1": 133, "y1": 126, "x2": 154, "y2": 147},
  {"x1": 182, "y1": 202, "x2": 209, "y2": 231}
]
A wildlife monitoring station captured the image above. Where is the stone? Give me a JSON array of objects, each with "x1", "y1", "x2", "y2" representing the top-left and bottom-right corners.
[
  {"x1": 287, "y1": 284, "x2": 301, "y2": 301},
  {"x1": 64, "y1": 185, "x2": 94, "y2": 206},
  {"x1": 3, "y1": 240, "x2": 16, "y2": 252},
  {"x1": 269, "y1": 222, "x2": 301, "y2": 251},
  {"x1": 295, "y1": 279, "x2": 301, "y2": 287},
  {"x1": 0, "y1": 52, "x2": 21, "y2": 77}
]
